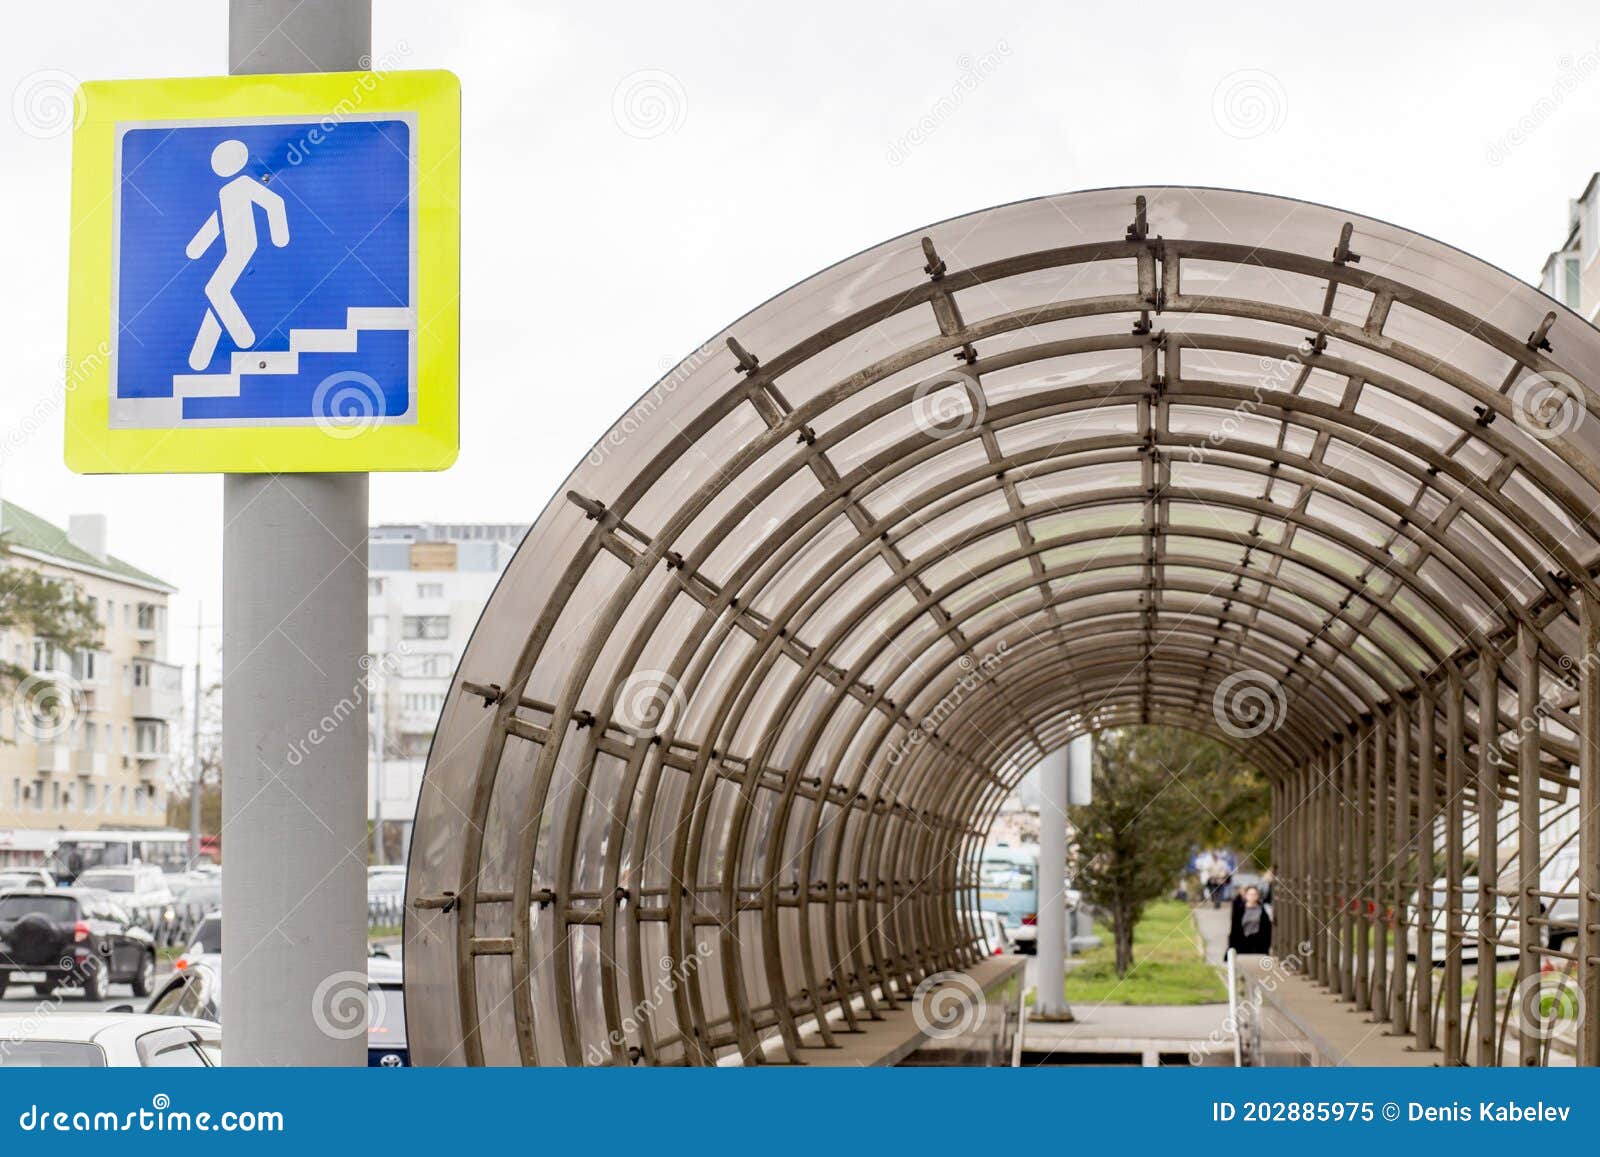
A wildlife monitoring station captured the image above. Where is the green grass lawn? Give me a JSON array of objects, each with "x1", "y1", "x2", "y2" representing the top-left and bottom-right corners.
[{"x1": 1057, "y1": 900, "x2": 1227, "y2": 1006}]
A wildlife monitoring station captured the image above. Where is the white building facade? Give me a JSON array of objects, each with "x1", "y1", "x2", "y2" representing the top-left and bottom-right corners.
[
  {"x1": 366, "y1": 522, "x2": 526, "y2": 862},
  {"x1": 0, "y1": 502, "x2": 181, "y2": 852}
]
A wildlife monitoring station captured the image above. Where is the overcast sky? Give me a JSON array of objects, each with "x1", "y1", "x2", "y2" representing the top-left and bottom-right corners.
[{"x1": 3, "y1": 0, "x2": 1600, "y2": 683}]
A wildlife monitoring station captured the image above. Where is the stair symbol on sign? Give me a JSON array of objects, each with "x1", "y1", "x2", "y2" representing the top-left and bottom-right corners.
[{"x1": 171, "y1": 306, "x2": 414, "y2": 401}]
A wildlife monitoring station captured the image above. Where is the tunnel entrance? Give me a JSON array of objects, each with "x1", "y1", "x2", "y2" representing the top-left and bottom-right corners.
[{"x1": 403, "y1": 187, "x2": 1600, "y2": 1067}]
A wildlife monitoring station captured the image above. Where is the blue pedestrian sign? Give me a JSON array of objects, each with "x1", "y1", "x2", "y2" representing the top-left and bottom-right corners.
[{"x1": 66, "y1": 71, "x2": 459, "y2": 473}]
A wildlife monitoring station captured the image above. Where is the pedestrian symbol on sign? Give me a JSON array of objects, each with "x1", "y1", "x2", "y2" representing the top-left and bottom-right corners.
[{"x1": 184, "y1": 139, "x2": 291, "y2": 371}]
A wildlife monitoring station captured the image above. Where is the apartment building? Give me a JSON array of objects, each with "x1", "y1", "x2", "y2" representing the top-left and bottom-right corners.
[
  {"x1": 0, "y1": 501, "x2": 180, "y2": 833},
  {"x1": 366, "y1": 522, "x2": 526, "y2": 861},
  {"x1": 1539, "y1": 172, "x2": 1600, "y2": 318}
]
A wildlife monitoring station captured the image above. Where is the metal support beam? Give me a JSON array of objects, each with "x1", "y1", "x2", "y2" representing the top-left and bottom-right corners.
[
  {"x1": 1476, "y1": 653, "x2": 1501, "y2": 1066},
  {"x1": 1516, "y1": 623, "x2": 1542, "y2": 1065},
  {"x1": 1390, "y1": 699, "x2": 1411, "y2": 1034},
  {"x1": 1371, "y1": 710, "x2": 1389, "y2": 1020},
  {"x1": 1355, "y1": 723, "x2": 1371, "y2": 1007},
  {"x1": 221, "y1": 0, "x2": 372, "y2": 1068},
  {"x1": 1579, "y1": 595, "x2": 1600, "y2": 1067},
  {"x1": 1442, "y1": 670, "x2": 1465, "y2": 1064},
  {"x1": 1415, "y1": 687, "x2": 1436, "y2": 1052}
]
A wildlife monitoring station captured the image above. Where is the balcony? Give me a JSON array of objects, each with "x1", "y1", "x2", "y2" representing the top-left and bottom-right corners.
[
  {"x1": 131, "y1": 659, "x2": 183, "y2": 721},
  {"x1": 36, "y1": 743, "x2": 73, "y2": 774},
  {"x1": 136, "y1": 754, "x2": 169, "y2": 779},
  {"x1": 74, "y1": 749, "x2": 109, "y2": 777}
]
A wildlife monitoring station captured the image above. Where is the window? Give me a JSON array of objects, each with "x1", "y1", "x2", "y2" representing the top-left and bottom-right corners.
[
  {"x1": 0, "y1": 1041, "x2": 105, "y2": 1066},
  {"x1": 135, "y1": 603, "x2": 161, "y2": 632},
  {"x1": 31, "y1": 641, "x2": 63, "y2": 673},
  {"x1": 84, "y1": 784, "x2": 96, "y2": 810},
  {"x1": 135, "y1": 721, "x2": 167, "y2": 755},
  {"x1": 417, "y1": 582, "x2": 444, "y2": 599},
  {"x1": 71, "y1": 649, "x2": 102, "y2": 684},
  {"x1": 402, "y1": 615, "x2": 450, "y2": 640},
  {"x1": 368, "y1": 578, "x2": 385, "y2": 595},
  {"x1": 1566, "y1": 255, "x2": 1581, "y2": 308}
]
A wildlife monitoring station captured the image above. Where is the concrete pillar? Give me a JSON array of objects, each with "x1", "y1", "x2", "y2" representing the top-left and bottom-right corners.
[{"x1": 1033, "y1": 742, "x2": 1075, "y2": 1021}]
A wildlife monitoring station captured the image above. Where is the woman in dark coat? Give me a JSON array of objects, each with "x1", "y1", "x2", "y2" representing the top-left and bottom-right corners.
[{"x1": 1227, "y1": 885, "x2": 1273, "y2": 955}]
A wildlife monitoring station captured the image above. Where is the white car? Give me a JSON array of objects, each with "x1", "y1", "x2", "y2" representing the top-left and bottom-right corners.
[
  {"x1": 0, "y1": 868, "x2": 54, "y2": 890},
  {"x1": 1404, "y1": 877, "x2": 1518, "y2": 964},
  {"x1": 75, "y1": 865, "x2": 176, "y2": 912},
  {"x1": 971, "y1": 909, "x2": 1013, "y2": 955},
  {"x1": 0, "y1": 1013, "x2": 219, "y2": 1067}
]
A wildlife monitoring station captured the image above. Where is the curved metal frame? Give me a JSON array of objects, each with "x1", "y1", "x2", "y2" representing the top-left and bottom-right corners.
[{"x1": 404, "y1": 187, "x2": 1600, "y2": 1067}]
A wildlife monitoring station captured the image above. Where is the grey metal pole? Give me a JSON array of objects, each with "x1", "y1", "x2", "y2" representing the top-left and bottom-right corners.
[
  {"x1": 188, "y1": 604, "x2": 203, "y2": 865},
  {"x1": 371, "y1": 675, "x2": 385, "y2": 865},
  {"x1": 222, "y1": 0, "x2": 371, "y2": 1067},
  {"x1": 1032, "y1": 744, "x2": 1072, "y2": 1021}
]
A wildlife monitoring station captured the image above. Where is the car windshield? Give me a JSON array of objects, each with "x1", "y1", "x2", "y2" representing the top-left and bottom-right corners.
[
  {"x1": 0, "y1": 896, "x2": 77, "y2": 922},
  {"x1": 369, "y1": 985, "x2": 407, "y2": 1046},
  {"x1": 0, "y1": 1041, "x2": 105, "y2": 1067},
  {"x1": 78, "y1": 871, "x2": 137, "y2": 893}
]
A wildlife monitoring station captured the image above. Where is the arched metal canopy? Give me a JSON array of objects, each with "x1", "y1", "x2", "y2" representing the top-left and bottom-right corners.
[{"x1": 404, "y1": 187, "x2": 1600, "y2": 1066}]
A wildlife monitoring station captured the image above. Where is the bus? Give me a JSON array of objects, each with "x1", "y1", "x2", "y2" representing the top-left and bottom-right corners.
[
  {"x1": 40, "y1": 829, "x2": 195, "y2": 885},
  {"x1": 977, "y1": 844, "x2": 1039, "y2": 953}
]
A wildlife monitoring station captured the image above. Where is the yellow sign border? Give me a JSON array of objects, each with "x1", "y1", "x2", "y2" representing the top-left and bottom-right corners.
[{"x1": 65, "y1": 69, "x2": 460, "y2": 474}]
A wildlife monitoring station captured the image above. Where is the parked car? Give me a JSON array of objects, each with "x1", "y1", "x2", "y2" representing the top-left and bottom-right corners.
[
  {"x1": 1404, "y1": 877, "x2": 1518, "y2": 964},
  {"x1": 978, "y1": 845, "x2": 1039, "y2": 953},
  {"x1": 0, "y1": 868, "x2": 55, "y2": 890},
  {"x1": 139, "y1": 927, "x2": 407, "y2": 1068},
  {"x1": 172, "y1": 912, "x2": 221, "y2": 972},
  {"x1": 75, "y1": 865, "x2": 176, "y2": 911},
  {"x1": 1542, "y1": 847, "x2": 1580, "y2": 956},
  {"x1": 970, "y1": 909, "x2": 1013, "y2": 956},
  {"x1": 0, "y1": 1013, "x2": 219, "y2": 1066},
  {"x1": 173, "y1": 872, "x2": 222, "y2": 911},
  {"x1": 0, "y1": 889, "x2": 157, "y2": 1000},
  {"x1": 366, "y1": 951, "x2": 408, "y2": 1067},
  {"x1": 144, "y1": 958, "x2": 221, "y2": 1023}
]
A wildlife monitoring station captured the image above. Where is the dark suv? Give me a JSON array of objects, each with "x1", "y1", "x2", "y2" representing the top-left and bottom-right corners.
[{"x1": 0, "y1": 889, "x2": 156, "y2": 1001}]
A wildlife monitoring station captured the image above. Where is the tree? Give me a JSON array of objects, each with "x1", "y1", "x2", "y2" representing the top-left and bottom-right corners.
[
  {"x1": 1069, "y1": 727, "x2": 1260, "y2": 975},
  {"x1": 0, "y1": 538, "x2": 102, "y2": 736}
]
